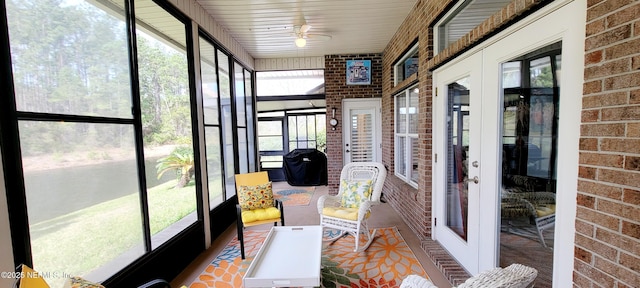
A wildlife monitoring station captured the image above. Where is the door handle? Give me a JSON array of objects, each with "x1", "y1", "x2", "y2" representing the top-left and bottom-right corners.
[
  {"x1": 345, "y1": 149, "x2": 350, "y2": 153},
  {"x1": 467, "y1": 176, "x2": 479, "y2": 184},
  {"x1": 472, "y1": 161, "x2": 479, "y2": 168}
]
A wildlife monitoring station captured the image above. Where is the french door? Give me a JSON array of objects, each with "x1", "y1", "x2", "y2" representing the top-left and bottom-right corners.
[
  {"x1": 342, "y1": 99, "x2": 382, "y2": 165},
  {"x1": 433, "y1": 1, "x2": 585, "y2": 285},
  {"x1": 433, "y1": 52, "x2": 483, "y2": 274}
]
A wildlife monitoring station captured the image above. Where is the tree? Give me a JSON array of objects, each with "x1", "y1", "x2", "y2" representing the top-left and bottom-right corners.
[{"x1": 155, "y1": 146, "x2": 194, "y2": 188}]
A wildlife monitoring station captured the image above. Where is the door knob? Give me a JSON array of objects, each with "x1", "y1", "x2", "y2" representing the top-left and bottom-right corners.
[{"x1": 467, "y1": 176, "x2": 479, "y2": 184}]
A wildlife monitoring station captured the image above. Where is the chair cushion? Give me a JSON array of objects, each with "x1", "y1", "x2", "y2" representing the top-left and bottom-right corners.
[
  {"x1": 238, "y1": 182, "x2": 274, "y2": 210},
  {"x1": 322, "y1": 206, "x2": 371, "y2": 221},
  {"x1": 241, "y1": 206, "x2": 281, "y2": 224},
  {"x1": 340, "y1": 179, "x2": 373, "y2": 208},
  {"x1": 536, "y1": 204, "x2": 555, "y2": 217}
]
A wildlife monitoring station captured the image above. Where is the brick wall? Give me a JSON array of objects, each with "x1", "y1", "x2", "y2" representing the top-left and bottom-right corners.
[
  {"x1": 324, "y1": 54, "x2": 383, "y2": 192},
  {"x1": 574, "y1": 0, "x2": 640, "y2": 286}
]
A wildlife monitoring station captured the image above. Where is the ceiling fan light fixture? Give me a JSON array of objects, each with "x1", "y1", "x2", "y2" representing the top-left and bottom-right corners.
[{"x1": 295, "y1": 37, "x2": 306, "y2": 47}]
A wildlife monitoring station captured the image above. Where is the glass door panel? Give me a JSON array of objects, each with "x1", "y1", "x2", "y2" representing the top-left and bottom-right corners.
[
  {"x1": 499, "y1": 43, "x2": 560, "y2": 288},
  {"x1": 446, "y1": 77, "x2": 470, "y2": 240}
]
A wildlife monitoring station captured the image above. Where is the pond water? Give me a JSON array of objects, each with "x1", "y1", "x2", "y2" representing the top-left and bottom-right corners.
[{"x1": 24, "y1": 157, "x2": 174, "y2": 224}]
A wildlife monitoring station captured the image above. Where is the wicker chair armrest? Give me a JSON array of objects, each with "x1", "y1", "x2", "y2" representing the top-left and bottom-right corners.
[
  {"x1": 357, "y1": 200, "x2": 374, "y2": 221},
  {"x1": 317, "y1": 194, "x2": 341, "y2": 213}
]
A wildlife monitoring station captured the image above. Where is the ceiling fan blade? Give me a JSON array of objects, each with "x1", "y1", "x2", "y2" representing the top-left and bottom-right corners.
[
  {"x1": 307, "y1": 33, "x2": 332, "y2": 41},
  {"x1": 300, "y1": 24, "x2": 312, "y2": 33}
]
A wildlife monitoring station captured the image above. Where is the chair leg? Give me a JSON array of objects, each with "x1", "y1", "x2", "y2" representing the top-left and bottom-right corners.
[
  {"x1": 237, "y1": 220, "x2": 246, "y2": 259},
  {"x1": 236, "y1": 205, "x2": 246, "y2": 259}
]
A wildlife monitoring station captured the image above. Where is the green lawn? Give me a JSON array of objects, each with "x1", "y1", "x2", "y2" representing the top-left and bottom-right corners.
[{"x1": 28, "y1": 179, "x2": 219, "y2": 286}]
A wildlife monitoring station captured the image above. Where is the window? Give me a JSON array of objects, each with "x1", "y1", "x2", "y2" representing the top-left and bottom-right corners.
[
  {"x1": 394, "y1": 85, "x2": 419, "y2": 186},
  {"x1": 434, "y1": 0, "x2": 512, "y2": 54},
  {"x1": 5, "y1": 0, "x2": 198, "y2": 284},
  {"x1": 394, "y1": 44, "x2": 419, "y2": 85},
  {"x1": 256, "y1": 70, "x2": 324, "y2": 96},
  {"x1": 199, "y1": 37, "x2": 224, "y2": 209}
]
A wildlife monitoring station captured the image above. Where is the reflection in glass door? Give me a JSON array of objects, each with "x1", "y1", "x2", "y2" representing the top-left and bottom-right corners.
[
  {"x1": 447, "y1": 77, "x2": 471, "y2": 240},
  {"x1": 499, "y1": 43, "x2": 561, "y2": 288}
]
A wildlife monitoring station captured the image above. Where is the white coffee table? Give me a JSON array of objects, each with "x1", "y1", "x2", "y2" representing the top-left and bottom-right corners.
[{"x1": 243, "y1": 225, "x2": 323, "y2": 287}]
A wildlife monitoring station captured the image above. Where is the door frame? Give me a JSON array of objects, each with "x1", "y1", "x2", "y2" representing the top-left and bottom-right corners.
[
  {"x1": 431, "y1": 0, "x2": 585, "y2": 284},
  {"x1": 342, "y1": 98, "x2": 382, "y2": 165}
]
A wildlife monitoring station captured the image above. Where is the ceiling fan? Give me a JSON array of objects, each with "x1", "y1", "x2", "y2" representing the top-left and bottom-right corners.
[{"x1": 292, "y1": 24, "x2": 332, "y2": 47}]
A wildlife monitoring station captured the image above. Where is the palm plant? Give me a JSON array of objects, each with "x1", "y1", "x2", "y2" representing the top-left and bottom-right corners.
[{"x1": 156, "y1": 146, "x2": 194, "y2": 188}]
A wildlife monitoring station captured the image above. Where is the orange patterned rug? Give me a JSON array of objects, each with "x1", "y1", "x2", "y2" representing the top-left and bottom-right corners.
[
  {"x1": 188, "y1": 227, "x2": 429, "y2": 288},
  {"x1": 273, "y1": 186, "x2": 315, "y2": 206}
]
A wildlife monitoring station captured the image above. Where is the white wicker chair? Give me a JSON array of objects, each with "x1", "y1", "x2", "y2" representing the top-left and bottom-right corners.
[
  {"x1": 400, "y1": 263, "x2": 538, "y2": 288},
  {"x1": 317, "y1": 162, "x2": 387, "y2": 252}
]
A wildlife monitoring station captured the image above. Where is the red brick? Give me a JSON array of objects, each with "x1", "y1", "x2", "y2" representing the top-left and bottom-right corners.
[
  {"x1": 580, "y1": 138, "x2": 599, "y2": 151},
  {"x1": 578, "y1": 193, "x2": 597, "y2": 208},
  {"x1": 594, "y1": 256, "x2": 640, "y2": 286},
  {"x1": 581, "y1": 123, "x2": 626, "y2": 136},
  {"x1": 631, "y1": 89, "x2": 640, "y2": 104},
  {"x1": 575, "y1": 246, "x2": 593, "y2": 263},
  {"x1": 625, "y1": 156, "x2": 640, "y2": 171},
  {"x1": 579, "y1": 151, "x2": 624, "y2": 168},
  {"x1": 598, "y1": 168, "x2": 640, "y2": 188},
  {"x1": 573, "y1": 256, "x2": 616, "y2": 287},
  {"x1": 583, "y1": 79, "x2": 603, "y2": 95},
  {"x1": 585, "y1": 25, "x2": 631, "y2": 51},
  {"x1": 579, "y1": 165, "x2": 597, "y2": 179},
  {"x1": 582, "y1": 109, "x2": 600, "y2": 122},
  {"x1": 584, "y1": 58, "x2": 631, "y2": 80},
  {"x1": 621, "y1": 221, "x2": 640, "y2": 239},
  {"x1": 622, "y1": 188, "x2": 640, "y2": 205},
  {"x1": 597, "y1": 198, "x2": 640, "y2": 222},
  {"x1": 582, "y1": 91, "x2": 627, "y2": 108},
  {"x1": 577, "y1": 206, "x2": 621, "y2": 231},
  {"x1": 596, "y1": 227, "x2": 640, "y2": 255},
  {"x1": 605, "y1": 38, "x2": 640, "y2": 60},
  {"x1": 604, "y1": 71, "x2": 640, "y2": 90},
  {"x1": 576, "y1": 218, "x2": 596, "y2": 237},
  {"x1": 587, "y1": 0, "x2": 635, "y2": 20},
  {"x1": 600, "y1": 138, "x2": 640, "y2": 153},
  {"x1": 578, "y1": 180, "x2": 624, "y2": 200},
  {"x1": 586, "y1": 18, "x2": 607, "y2": 36},
  {"x1": 628, "y1": 123, "x2": 640, "y2": 137},
  {"x1": 585, "y1": 50, "x2": 604, "y2": 64},
  {"x1": 601, "y1": 106, "x2": 640, "y2": 121},
  {"x1": 606, "y1": 2, "x2": 640, "y2": 27}
]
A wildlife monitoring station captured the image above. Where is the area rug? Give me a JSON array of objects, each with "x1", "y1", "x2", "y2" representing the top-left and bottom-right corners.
[
  {"x1": 273, "y1": 186, "x2": 315, "y2": 206},
  {"x1": 188, "y1": 227, "x2": 429, "y2": 288}
]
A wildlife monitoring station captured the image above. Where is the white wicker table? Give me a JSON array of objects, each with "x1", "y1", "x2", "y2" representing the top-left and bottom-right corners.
[{"x1": 243, "y1": 225, "x2": 323, "y2": 288}]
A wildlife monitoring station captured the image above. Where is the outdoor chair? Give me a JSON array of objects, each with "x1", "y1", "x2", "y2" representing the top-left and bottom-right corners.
[
  {"x1": 501, "y1": 189, "x2": 555, "y2": 247},
  {"x1": 317, "y1": 162, "x2": 387, "y2": 252},
  {"x1": 235, "y1": 171, "x2": 285, "y2": 259},
  {"x1": 400, "y1": 263, "x2": 538, "y2": 288}
]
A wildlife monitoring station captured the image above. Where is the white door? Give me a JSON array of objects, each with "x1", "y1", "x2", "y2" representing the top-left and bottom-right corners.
[
  {"x1": 342, "y1": 99, "x2": 382, "y2": 165},
  {"x1": 433, "y1": 0, "x2": 585, "y2": 283},
  {"x1": 433, "y1": 52, "x2": 483, "y2": 274}
]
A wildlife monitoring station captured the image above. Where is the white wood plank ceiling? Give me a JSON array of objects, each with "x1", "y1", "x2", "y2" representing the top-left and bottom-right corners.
[{"x1": 194, "y1": 0, "x2": 419, "y2": 59}]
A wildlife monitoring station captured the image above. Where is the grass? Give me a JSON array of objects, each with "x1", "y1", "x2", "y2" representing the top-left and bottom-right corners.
[{"x1": 29, "y1": 179, "x2": 223, "y2": 286}]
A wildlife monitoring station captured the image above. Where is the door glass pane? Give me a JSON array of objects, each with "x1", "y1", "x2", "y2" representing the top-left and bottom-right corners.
[
  {"x1": 396, "y1": 93, "x2": 407, "y2": 133},
  {"x1": 218, "y1": 51, "x2": 235, "y2": 199},
  {"x1": 205, "y1": 127, "x2": 223, "y2": 209},
  {"x1": 199, "y1": 37, "x2": 219, "y2": 125},
  {"x1": 350, "y1": 110, "x2": 374, "y2": 162},
  {"x1": 235, "y1": 62, "x2": 246, "y2": 127},
  {"x1": 500, "y1": 44, "x2": 560, "y2": 288},
  {"x1": 446, "y1": 77, "x2": 470, "y2": 240},
  {"x1": 135, "y1": 2, "x2": 196, "y2": 248},
  {"x1": 397, "y1": 136, "x2": 407, "y2": 176}
]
